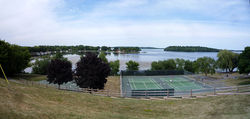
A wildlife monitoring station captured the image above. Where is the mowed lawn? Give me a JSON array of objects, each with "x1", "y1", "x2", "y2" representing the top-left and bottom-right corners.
[{"x1": 0, "y1": 78, "x2": 250, "y2": 119}]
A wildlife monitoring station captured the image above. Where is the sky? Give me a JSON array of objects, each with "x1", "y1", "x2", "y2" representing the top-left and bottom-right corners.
[{"x1": 0, "y1": 0, "x2": 250, "y2": 50}]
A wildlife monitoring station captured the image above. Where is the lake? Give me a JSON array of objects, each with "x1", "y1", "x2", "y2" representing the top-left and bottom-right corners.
[{"x1": 25, "y1": 49, "x2": 219, "y2": 73}]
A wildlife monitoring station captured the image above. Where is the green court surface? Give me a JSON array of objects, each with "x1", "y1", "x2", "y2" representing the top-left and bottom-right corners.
[
  {"x1": 160, "y1": 77, "x2": 204, "y2": 91},
  {"x1": 128, "y1": 78, "x2": 163, "y2": 90},
  {"x1": 124, "y1": 76, "x2": 205, "y2": 92}
]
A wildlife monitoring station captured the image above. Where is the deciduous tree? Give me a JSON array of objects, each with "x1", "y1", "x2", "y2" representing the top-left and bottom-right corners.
[{"x1": 75, "y1": 53, "x2": 110, "y2": 89}]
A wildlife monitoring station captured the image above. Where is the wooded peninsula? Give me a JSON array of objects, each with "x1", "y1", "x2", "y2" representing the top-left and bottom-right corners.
[{"x1": 164, "y1": 46, "x2": 220, "y2": 52}]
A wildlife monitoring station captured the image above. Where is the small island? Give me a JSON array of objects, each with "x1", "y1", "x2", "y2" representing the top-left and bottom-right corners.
[{"x1": 164, "y1": 46, "x2": 220, "y2": 52}]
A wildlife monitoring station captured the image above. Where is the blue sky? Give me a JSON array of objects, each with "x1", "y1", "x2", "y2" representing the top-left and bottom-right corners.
[{"x1": 0, "y1": 0, "x2": 250, "y2": 50}]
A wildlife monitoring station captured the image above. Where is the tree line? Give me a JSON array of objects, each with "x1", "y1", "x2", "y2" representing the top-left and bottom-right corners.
[
  {"x1": 125, "y1": 48, "x2": 250, "y2": 76},
  {"x1": 164, "y1": 46, "x2": 220, "y2": 52},
  {"x1": 27, "y1": 45, "x2": 141, "y2": 55}
]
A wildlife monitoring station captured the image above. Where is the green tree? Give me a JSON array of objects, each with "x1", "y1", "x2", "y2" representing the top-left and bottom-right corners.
[
  {"x1": 126, "y1": 60, "x2": 139, "y2": 71},
  {"x1": 47, "y1": 59, "x2": 73, "y2": 89},
  {"x1": 217, "y1": 50, "x2": 239, "y2": 72},
  {"x1": 75, "y1": 53, "x2": 111, "y2": 89},
  {"x1": 32, "y1": 57, "x2": 50, "y2": 75},
  {"x1": 151, "y1": 59, "x2": 176, "y2": 70},
  {"x1": 175, "y1": 58, "x2": 185, "y2": 70},
  {"x1": 184, "y1": 60, "x2": 196, "y2": 73},
  {"x1": 151, "y1": 61, "x2": 162, "y2": 70},
  {"x1": 99, "y1": 52, "x2": 108, "y2": 63},
  {"x1": 238, "y1": 47, "x2": 250, "y2": 74},
  {"x1": 109, "y1": 60, "x2": 120, "y2": 75},
  {"x1": 0, "y1": 40, "x2": 31, "y2": 76},
  {"x1": 162, "y1": 59, "x2": 176, "y2": 70},
  {"x1": 195, "y1": 57, "x2": 216, "y2": 76}
]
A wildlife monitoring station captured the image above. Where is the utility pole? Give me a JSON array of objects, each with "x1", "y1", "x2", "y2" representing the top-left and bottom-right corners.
[{"x1": 0, "y1": 64, "x2": 9, "y2": 84}]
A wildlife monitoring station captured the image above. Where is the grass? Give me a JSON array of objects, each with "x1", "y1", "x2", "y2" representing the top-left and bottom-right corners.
[
  {"x1": 104, "y1": 76, "x2": 120, "y2": 92},
  {"x1": 223, "y1": 78, "x2": 250, "y2": 86},
  {"x1": 0, "y1": 78, "x2": 250, "y2": 119},
  {"x1": 10, "y1": 74, "x2": 47, "y2": 81}
]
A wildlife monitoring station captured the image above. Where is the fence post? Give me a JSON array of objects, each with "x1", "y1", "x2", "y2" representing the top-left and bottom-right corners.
[
  {"x1": 167, "y1": 89, "x2": 169, "y2": 98},
  {"x1": 214, "y1": 87, "x2": 216, "y2": 95},
  {"x1": 107, "y1": 89, "x2": 110, "y2": 97},
  {"x1": 190, "y1": 89, "x2": 192, "y2": 97}
]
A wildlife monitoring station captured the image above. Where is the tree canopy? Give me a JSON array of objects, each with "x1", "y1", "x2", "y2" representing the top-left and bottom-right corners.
[
  {"x1": 126, "y1": 60, "x2": 139, "y2": 71},
  {"x1": 238, "y1": 47, "x2": 250, "y2": 74},
  {"x1": 217, "y1": 50, "x2": 239, "y2": 72},
  {"x1": 32, "y1": 57, "x2": 50, "y2": 75},
  {"x1": 195, "y1": 57, "x2": 216, "y2": 76},
  {"x1": 184, "y1": 60, "x2": 196, "y2": 73},
  {"x1": 109, "y1": 60, "x2": 120, "y2": 75},
  {"x1": 0, "y1": 40, "x2": 31, "y2": 76},
  {"x1": 99, "y1": 52, "x2": 108, "y2": 63},
  {"x1": 47, "y1": 59, "x2": 73, "y2": 88},
  {"x1": 75, "y1": 53, "x2": 110, "y2": 89},
  {"x1": 151, "y1": 59, "x2": 176, "y2": 70},
  {"x1": 164, "y1": 46, "x2": 220, "y2": 52}
]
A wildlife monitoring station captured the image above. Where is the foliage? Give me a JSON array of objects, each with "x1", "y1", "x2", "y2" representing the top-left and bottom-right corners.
[
  {"x1": 113, "y1": 47, "x2": 141, "y2": 53},
  {"x1": 0, "y1": 40, "x2": 31, "y2": 76},
  {"x1": 99, "y1": 52, "x2": 108, "y2": 63},
  {"x1": 164, "y1": 46, "x2": 220, "y2": 52},
  {"x1": 109, "y1": 60, "x2": 120, "y2": 75},
  {"x1": 126, "y1": 60, "x2": 139, "y2": 71},
  {"x1": 175, "y1": 58, "x2": 185, "y2": 70},
  {"x1": 217, "y1": 50, "x2": 239, "y2": 72},
  {"x1": 151, "y1": 59, "x2": 176, "y2": 70},
  {"x1": 75, "y1": 52, "x2": 110, "y2": 89},
  {"x1": 28, "y1": 45, "x2": 100, "y2": 55},
  {"x1": 184, "y1": 60, "x2": 196, "y2": 73},
  {"x1": 238, "y1": 47, "x2": 250, "y2": 74},
  {"x1": 101, "y1": 46, "x2": 111, "y2": 51},
  {"x1": 47, "y1": 59, "x2": 73, "y2": 87},
  {"x1": 195, "y1": 57, "x2": 216, "y2": 76},
  {"x1": 32, "y1": 57, "x2": 50, "y2": 75}
]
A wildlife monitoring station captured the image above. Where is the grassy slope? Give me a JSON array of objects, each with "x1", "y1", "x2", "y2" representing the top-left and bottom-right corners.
[{"x1": 0, "y1": 79, "x2": 250, "y2": 119}]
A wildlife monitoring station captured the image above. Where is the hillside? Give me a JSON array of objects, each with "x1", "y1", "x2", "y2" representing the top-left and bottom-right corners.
[{"x1": 0, "y1": 79, "x2": 249, "y2": 119}]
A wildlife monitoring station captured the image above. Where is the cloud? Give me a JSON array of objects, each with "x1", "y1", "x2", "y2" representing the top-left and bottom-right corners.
[{"x1": 0, "y1": 0, "x2": 249, "y2": 50}]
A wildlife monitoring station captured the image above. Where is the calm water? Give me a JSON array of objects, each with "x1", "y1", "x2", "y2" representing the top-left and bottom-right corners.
[{"x1": 25, "y1": 49, "x2": 218, "y2": 73}]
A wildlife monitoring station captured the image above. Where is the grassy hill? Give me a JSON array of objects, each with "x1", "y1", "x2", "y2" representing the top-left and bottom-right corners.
[{"x1": 0, "y1": 78, "x2": 249, "y2": 119}]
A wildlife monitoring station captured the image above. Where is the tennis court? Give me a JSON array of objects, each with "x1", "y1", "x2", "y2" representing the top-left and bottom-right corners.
[
  {"x1": 160, "y1": 76, "x2": 204, "y2": 91},
  {"x1": 122, "y1": 75, "x2": 210, "y2": 97},
  {"x1": 128, "y1": 78, "x2": 163, "y2": 90}
]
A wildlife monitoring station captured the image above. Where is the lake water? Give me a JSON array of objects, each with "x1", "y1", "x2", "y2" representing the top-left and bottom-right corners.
[{"x1": 25, "y1": 49, "x2": 219, "y2": 73}]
